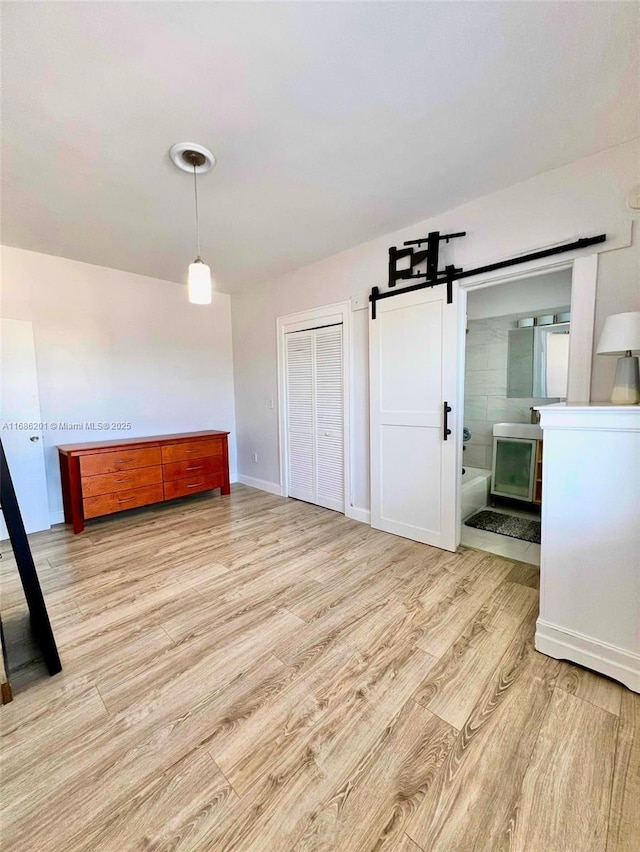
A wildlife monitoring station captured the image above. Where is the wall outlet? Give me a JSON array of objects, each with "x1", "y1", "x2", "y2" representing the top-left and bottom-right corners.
[
  {"x1": 252, "y1": 452, "x2": 258, "y2": 463},
  {"x1": 268, "y1": 398, "x2": 275, "y2": 409}
]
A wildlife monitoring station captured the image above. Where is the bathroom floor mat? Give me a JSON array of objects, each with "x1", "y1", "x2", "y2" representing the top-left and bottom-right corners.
[{"x1": 464, "y1": 510, "x2": 541, "y2": 544}]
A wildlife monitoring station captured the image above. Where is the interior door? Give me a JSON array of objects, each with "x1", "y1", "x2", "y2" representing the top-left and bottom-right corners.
[
  {"x1": 285, "y1": 324, "x2": 345, "y2": 513},
  {"x1": 0, "y1": 318, "x2": 50, "y2": 538},
  {"x1": 314, "y1": 324, "x2": 344, "y2": 512},
  {"x1": 285, "y1": 329, "x2": 315, "y2": 505},
  {"x1": 369, "y1": 284, "x2": 460, "y2": 550}
]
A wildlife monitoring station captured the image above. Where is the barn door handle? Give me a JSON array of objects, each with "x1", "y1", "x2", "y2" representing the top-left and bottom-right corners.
[{"x1": 443, "y1": 402, "x2": 452, "y2": 441}]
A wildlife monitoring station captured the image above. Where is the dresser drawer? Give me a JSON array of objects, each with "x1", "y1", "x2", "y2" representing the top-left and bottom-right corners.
[
  {"x1": 161, "y1": 439, "x2": 223, "y2": 464},
  {"x1": 164, "y1": 472, "x2": 224, "y2": 500},
  {"x1": 80, "y1": 447, "x2": 161, "y2": 477},
  {"x1": 162, "y1": 456, "x2": 223, "y2": 482},
  {"x1": 83, "y1": 483, "x2": 164, "y2": 519},
  {"x1": 81, "y1": 465, "x2": 163, "y2": 498},
  {"x1": 59, "y1": 430, "x2": 229, "y2": 533}
]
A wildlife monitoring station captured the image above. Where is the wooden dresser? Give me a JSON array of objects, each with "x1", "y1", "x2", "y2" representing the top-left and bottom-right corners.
[{"x1": 58, "y1": 431, "x2": 230, "y2": 533}]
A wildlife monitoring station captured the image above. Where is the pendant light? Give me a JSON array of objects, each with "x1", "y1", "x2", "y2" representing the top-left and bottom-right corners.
[{"x1": 169, "y1": 142, "x2": 216, "y2": 305}]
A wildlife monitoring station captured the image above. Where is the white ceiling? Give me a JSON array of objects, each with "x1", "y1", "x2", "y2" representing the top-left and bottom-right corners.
[{"x1": 2, "y1": 2, "x2": 638, "y2": 293}]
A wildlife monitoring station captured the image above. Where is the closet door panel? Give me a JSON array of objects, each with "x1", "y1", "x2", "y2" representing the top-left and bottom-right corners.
[
  {"x1": 286, "y1": 331, "x2": 315, "y2": 503},
  {"x1": 315, "y1": 325, "x2": 344, "y2": 512}
]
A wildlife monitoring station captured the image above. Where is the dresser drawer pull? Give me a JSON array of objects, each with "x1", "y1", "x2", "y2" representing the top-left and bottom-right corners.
[
  {"x1": 117, "y1": 457, "x2": 135, "y2": 464},
  {"x1": 187, "y1": 482, "x2": 204, "y2": 488},
  {"x1": 115, "y1": 477, "x2": 133, "y2": 483},
  {"x1": 117, "y1": 495, "x2": 136, "y2": 503},
  {"x1": 186, "y1": 465, "x2": 204, "y2": 471},
  {"x1": 186, "y1": 449, "x2": 198, "y2": 454}
]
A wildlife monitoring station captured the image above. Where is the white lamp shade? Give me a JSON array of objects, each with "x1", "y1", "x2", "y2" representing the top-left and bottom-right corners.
[
  {"x1": 596, "y1": 311, "x2": 640, "y2": 356},
  {"x1": 188, "y1": 261, "x2": 212, "y2": 305}
]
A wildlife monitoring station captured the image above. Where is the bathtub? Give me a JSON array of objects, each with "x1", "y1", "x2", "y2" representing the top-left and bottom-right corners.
[{"x1": 461, "y1": 466, "x2": 491, "y2": 520}]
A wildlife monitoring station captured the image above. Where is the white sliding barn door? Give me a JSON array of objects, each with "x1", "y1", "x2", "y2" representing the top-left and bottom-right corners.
[
  {"x1": 285, "y1": 325, "x2": 344, "y2": 512},
  {"x1": 370, "y1": 285, "x2": 460, "y2": 551}
]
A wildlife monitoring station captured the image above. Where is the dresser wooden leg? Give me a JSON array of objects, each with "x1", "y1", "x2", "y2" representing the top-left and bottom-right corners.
[{"x1": 67, "y1": 456, "x2": 84, "y2": 534}]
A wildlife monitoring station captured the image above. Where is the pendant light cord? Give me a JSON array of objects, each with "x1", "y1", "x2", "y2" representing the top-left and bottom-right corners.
[{"x1": 193, "y1": 163, "x2": 201, "y2": 259}]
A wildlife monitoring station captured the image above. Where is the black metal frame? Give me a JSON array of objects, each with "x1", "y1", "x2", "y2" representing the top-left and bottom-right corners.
[
  {"x1": 388, "y1": 230, "x2": 466, "y2": 288},
  {"x1": 370, "y1": 233, "x2": 606, "y2": 319},
  {"x1": 0, "y1": 439, "x2": 61, "y2": 676}
]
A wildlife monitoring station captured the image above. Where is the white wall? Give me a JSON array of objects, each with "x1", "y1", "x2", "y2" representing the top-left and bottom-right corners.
[
  {"x1": 1, "y1": 246, "x2": 237, "y2": 524},
  {"x1": 231, "y1": 140, "x2": 639, "y2": 511}
]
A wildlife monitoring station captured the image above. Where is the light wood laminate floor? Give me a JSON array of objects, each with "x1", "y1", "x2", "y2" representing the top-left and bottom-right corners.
[{"x1": 1, "y1": 485, "x2": 638, "y2": 851}]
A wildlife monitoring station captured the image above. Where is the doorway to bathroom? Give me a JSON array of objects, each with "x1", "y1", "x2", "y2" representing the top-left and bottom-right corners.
[{"x1": 460, "y1": 267, "x2": 573, "y2": 565}]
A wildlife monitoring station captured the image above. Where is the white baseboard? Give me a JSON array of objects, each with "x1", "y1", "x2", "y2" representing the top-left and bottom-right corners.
[
  {"x1": 535, "y1": 619, "x2": 640, "y2": 693},
  {"x1": 236, "y1": 474, "x2": 283, "y2": 497},
  {"x1": 50, "y1": 510, "x2": 64, "y2": 527},
  {"x1": 345, "y1": 505, "x2": 371, "y2": 525}
]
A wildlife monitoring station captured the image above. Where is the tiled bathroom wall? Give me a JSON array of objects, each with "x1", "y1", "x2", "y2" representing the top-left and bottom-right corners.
[{"x1": 463, "y1": 315, "x2": 550, "y2": 470}]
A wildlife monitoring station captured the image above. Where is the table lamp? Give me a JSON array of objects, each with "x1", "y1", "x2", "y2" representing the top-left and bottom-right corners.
[{"x1": 596, "y1": 311, "x2": 640, "y2": 404}]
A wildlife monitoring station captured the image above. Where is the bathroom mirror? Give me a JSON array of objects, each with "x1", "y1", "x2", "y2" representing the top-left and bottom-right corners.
[{"x1": 507, "y1": 321, "x2": 570, "y2": 399}]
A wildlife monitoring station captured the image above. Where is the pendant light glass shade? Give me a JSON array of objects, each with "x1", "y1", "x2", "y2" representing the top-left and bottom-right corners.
[
  {"x1": 170, "y1": 143, "x2": 216, "y2": 306},
  {"x1": 188, "y1": 258, "x2": 212, "y2": 305}
]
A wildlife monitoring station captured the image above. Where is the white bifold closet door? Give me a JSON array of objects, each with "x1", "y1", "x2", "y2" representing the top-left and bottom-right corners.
[{"x1": 285, "y1": 324, "x2": 344, "y2": 512}]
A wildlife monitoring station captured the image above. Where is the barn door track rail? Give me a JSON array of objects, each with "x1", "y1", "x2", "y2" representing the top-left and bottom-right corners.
[{"x1": 370, "y1": 231, "x2": 606, "y2": 319}]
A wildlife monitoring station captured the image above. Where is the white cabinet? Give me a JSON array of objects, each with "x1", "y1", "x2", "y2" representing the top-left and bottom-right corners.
[{"x1": 536, "y1": 404, "x2": 640, "y2": 693}]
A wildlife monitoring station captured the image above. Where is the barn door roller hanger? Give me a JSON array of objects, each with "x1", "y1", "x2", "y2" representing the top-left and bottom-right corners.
[{"x1": 369, "y1": 231, "x2": 606, "y2": 319}]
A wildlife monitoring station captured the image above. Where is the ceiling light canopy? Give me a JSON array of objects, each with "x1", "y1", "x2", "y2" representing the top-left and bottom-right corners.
[
  {"x1": 170, "y1": 142, "x2": 216, "y2": 305},
  {"x1": 169, "y1": 142, "x2": 216, "y2": 174}
]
